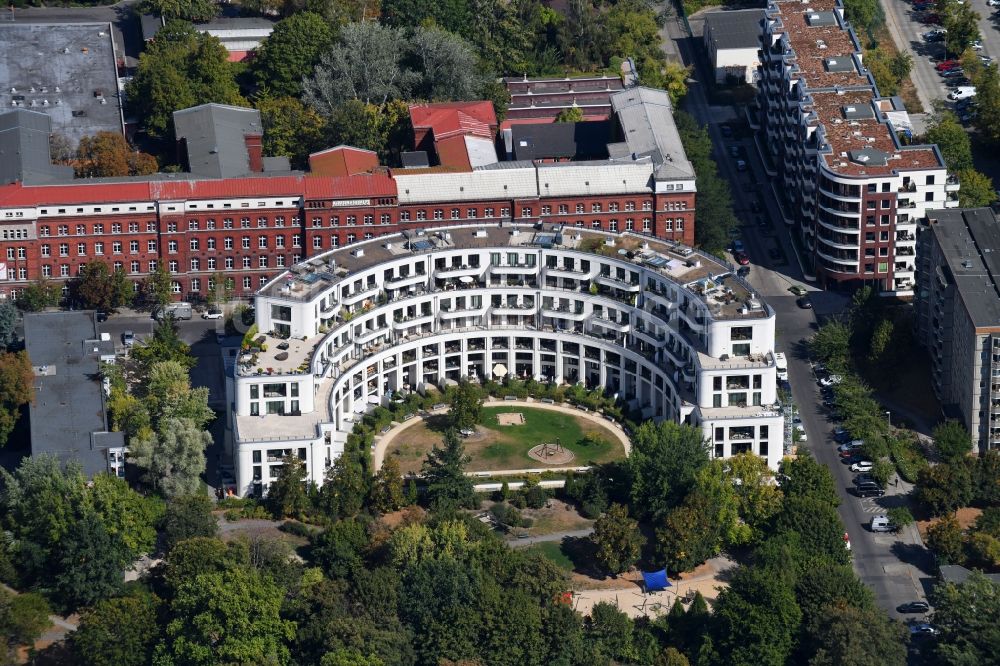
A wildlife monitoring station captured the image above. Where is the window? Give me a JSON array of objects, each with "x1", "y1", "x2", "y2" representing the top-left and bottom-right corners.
[
  {"x1": 77, "y1": 243, "x2": 86, "y2": 256},
  {"x1": 485, "y1": 207, "x2": 494, "y2": 217},
  {"x1": 146, "y1": 221, "x2": 157, "y2": 233},
  {"x1": 312, "y1": 217, "x2": 322, "y2": 228},
  {"x1": 258, "y1": 236, "x2": 267, "y2": 249},
  {"x1": 168, "y1": 260, "x2": 178, "y2": 273},
  {"x1": 609, "y1": 202, "x2": 619, "y2": 212},
  {"x1": 149, "y1": 260, "x2": 157, "y2": 272},
  {"x1": 58, "y1": 225, "x2": 68, "y2": 236},
  {"x1": 168, "y1": 240, "x2": 178, "y2": 253},
  {"x1": 274, "y1": 216, "x2": 284, "y2": 227},
  {"x1": 258, "y1": 217, "x2": 268, "y2": 227},
  {"x1": 276, "y1": 255, "x2": 285, "y2": 267},
  {"x1": 591, "y1": 220, "x2": 602, "y2": 229},
  {"x1": 60, "y1": 264, "x2": 69, "y2": 277},
  {"x1": 190, "y1": 278, "x2": 200, "y2": 292},
  {"x1": 467, "y1": 208, "x2": 476, "y2": 218},
  {"x1": 592, "y1": 203, "x2": 602, "y2": 213},
  {"x1": 259, "y1": 256, "x2": 268, "y2": 268},
  {"x1": 347, "y1": 215, "x2": 357, "y2": 225},
  {"x1": 243, "y1": 256, "x2": 251, "y2": 268},
  {"x1": 225, "y1": 257, "x2": 234, "y2": 269},
  {"x1": 207, "y1": 257, "x2": 216, "y2": 269},
  {"x1": 94, "y1": 242, "x2": 104, "y2": 255},
  {"x1": 292, "y1": 235, "x2": 301, "y2": 247},
  {"x1": 881, "y1": 199, "x2": 890, "y2": 209},
  {"x1": 40, "y1": 226, "x2": 50, "y2": 237},
  {"x1": 224, "y1": 237, "x2": 234, "y2": 250},
  {"x1": 242, "y1": 237, "x2": 251, "y2": 249},
  {"x1": 541, "y1": 205, "x2": 551, "y2": 216},
  {"x1": 130, "y1": 261, "x2": 140, "y2": 273},
  {"x1": 171, "y1": 281, "x2": 181, "y2": 294},
  {"x1": 400, "y1": 211, "x2": 410, "y2": 221},
  {"x1": 207, "y1": 238, "x2": 216, "y2": 250},
  {"x1": 128, "y1": 222, "x2": 139, "y2": 233},
  {"x1": 313, "y1": 236, "x2": 323, "y2": 249},
  {"x1": 113, "y1": 241, "x2": 122, "y2": 254},
  {"x1": 609, "y1": 220, "x2": 618, "y2": 232},
  {"x1": 41, "y1": 245, "x2": 50, "y2": 257},
  {"x1": 147, "y1": 240, "x2": 157, "y2": 252},
  {"x1": 643, "y1": 218, "x2": 651, "y2": 231},
  {"x1": 276, "y1": 235, "x2": 285, "y2": 248},
  {"x1": 381, "y1": 214, "x2": 391, "y2": 224},
  {"x1": 433, "y1": 209, "x2": 443, "y2": 220},
  {"x1": 243, "y1": 276, "x2": 252, "y2": 289},
  {"x1": 190, "y1": 238, "x2": 199, "y2": 250},
  {"x1": 76, "y1": 224, "x2": 86, "y2": 235},
  {"x1": 130, "y1": 240, "x2": 139, "y2": 253},
  {"x1": 190, "y1": 258, "x2": 200, "y2": 270},
  {"x1": 926, "y1": 175, "x2": 935, "y2": 185},
  {"x1": 42, "y1": 265, "x2": 51, "y2": 277}
]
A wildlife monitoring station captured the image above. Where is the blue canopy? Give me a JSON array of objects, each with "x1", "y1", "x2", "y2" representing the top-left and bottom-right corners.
[{"x1": 641, "y1": 569, "x2": 671, "y2": 592}]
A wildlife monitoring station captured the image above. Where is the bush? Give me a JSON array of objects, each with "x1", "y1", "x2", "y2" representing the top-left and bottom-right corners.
[
  {"x1": 279, "y1": 520, "x2": 316, "y2": 538},
  {"x1": 887, "y1": 507, "x2": 914, "y2": 529},
  {"x1": 889, "y1": 436, "x2": 929, "y2": 483},
  {"x1": 522, "y1": 481, "x2": 549, "y2": 510},
  {"x1": 224, "y1": 509, "x2": 242, "y2": 522}
]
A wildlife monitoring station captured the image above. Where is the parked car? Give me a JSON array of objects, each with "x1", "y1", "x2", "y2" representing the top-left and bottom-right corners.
[
  {"x1": 909, "y1": 624, "x2": 940, "y2": 637},
  {"x1": 948, "y1": 86, "x2": 977, "y2": 100},
  {"x1": 923, "y1": 28, "x2": 946, "y2": 40},
  {"x1": 729, "y1": 145, "x2": 741, "y2": 158},
  {"x1": 95, "y1": 310, "x2": 108, "y2": 322},
  {"x1": 853, "y1": 472, "x2": 877, "y2": 485},
  {"x1": 936, "y1": 59, "x2": 961, "y2": 71},
  {"x1": 941, "y1": 68, "x2": 966, "y2": 78},
  {"x1": 897, "y1": 601, "x2": 931, "y2": 614},
  {"x1": 922, "y1": 12, "x2": 942, "y2": 23},
  {"x1": 736, "y1": 159, "x2": 747, "y2": 171},
  {"x1": 732, "y1": 239, "x2": 745, "y2": 253},
  {"x1": 735, "y1": 252, "x2": 750, "y2": 265},
  {"x1": 795, "y1": 425, "x2": 807, "y2": 441},
  {"x1": 819, "y1": 374, "x2": 843, "y2": 387},
  {"x1": 834, "y1": 427, "x2": 851, "y2": 442},
  {"x1": 796, "y1": 296, "x2": 813, "y2": 309},
  {"x1": 871, "y1": 515, "x2": 894, "y2": 532},
  {"x1": 971, "y1": 40, "x2": 983, "y2": 50},
  {"x1": 856, "y1": 485, "x2": 885, "y2": 498},
  {"x1": 841, "y1": 453, "x2": 865, "y2": 465},
  {"x1": 720, "y1": 125, "x2": 734, "y2": 138},
  {"x1": 838, "y1": 439, "x2": 865, "y2": 452},
  {"x1": 202, "y1": 307, "x2": 224, "y2": 320},
  {"x1": 737, "y1": 266, "x2": 751, "y2": 278},
  {"x1": 122, "y1": 330, "x2": 135, "y2": 347},
  {"x1": 850, "y1": 460, "x2": 874, "y2": 473}
]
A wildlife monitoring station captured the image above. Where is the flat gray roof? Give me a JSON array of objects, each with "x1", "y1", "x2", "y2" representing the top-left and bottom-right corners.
[
  {"x1": 24, "y1": 311, "x2": 121, "y2": 477},
  {"x1": 925, "y1": 207, "x2": 1000, "y2": 330},
  {"x1": 0, "y1": 109, "x2": 75, "y2": 185},
  {"x1": 0, "y1": 23, "x2": 123, "y2": 148},
  {"x1": 704, "y1": 9, "x2": 766, "y2": 50},
  {"x1": 610, "y1": 87, "x2": 695, "y2": 181}
]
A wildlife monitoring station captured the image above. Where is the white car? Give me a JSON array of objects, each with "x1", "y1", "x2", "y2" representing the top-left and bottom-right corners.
[
  {"x1": 850, "y1": 460, "x2": 874, "y2": 473},
  {"x1": 949, "y1": 86, "x2": 977, "y2": 101},
  {"x1": 988, "y1": 0, "x2": 999, "y2": 7},
  {"x1": 202, "y1": 308, "x2": 224, "y2": 320},
  {"x1": 795, "y1": 425, "x2": 807, "y2": 441},
  {"x1": 122, "y1": 330, "x2": 135, "y2": 347},
  {"x1": 819, "y1": 374, "x2": 843, "y2": 387},
  {"x1": 971, "y1": 40, "x2": 984, "y2": 50}
]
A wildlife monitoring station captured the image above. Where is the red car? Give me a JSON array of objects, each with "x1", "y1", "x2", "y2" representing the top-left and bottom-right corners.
[
  {"x1": 923, "y1": 13, "x2": 941, "y2": 23},
  {"x1": 735, "y1": 252, "x2": 750, "y2": 266},
  {"x1": 936, "y1": 59, "x2": 961, "y2": 71}
]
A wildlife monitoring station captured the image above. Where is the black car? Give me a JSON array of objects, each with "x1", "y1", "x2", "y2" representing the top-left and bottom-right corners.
[
  {"x1": 721, "y1": 125, "x2": 734, "y2": 138},
  {"x1": 898, "y1": 601, "x2": 930, "y2": 614},
  {"x1": 796, "y1": 296, "x2": 813, "y2": 309},
  {"x1": 96, "y1": 310, "x2": 108, "y2": 322},
  {"x1": 841, "y1": 453, "x2": 864, "y2": 465},
  {"x1": 853, "y1": 472, "x2": 876, "y2": 485},
  {"x1": 855, "y1": 484, "x2": 885, "y2": 498}
]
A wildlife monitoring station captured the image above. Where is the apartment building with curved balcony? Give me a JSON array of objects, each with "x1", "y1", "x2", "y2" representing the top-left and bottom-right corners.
[
  {"x1": 755, "y1": 0, "x2": 957, "y2": 296},
  {"x1": 229, "y1": 225, "x2": 783, "y2": 497}
]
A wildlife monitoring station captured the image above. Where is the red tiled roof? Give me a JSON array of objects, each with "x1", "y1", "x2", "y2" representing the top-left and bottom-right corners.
[
  {"x1": 433, "y1": 135, "x2": 473, "y2": 172},
  {"x1": 0, "y1": 181, "x2": 155, "y2": 207},
  {"x1": 303, "y1": 174, "x2": 397, "y2": 200},
  {"x1": 151, "y1": 176, "x2": 307, "y2": 200},
  {"x1": 409, "y1": 101, "x2": 497, "y2": 141}
]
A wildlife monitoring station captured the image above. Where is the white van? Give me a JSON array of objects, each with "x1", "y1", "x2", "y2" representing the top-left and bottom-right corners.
[
  {"x1": 948, "y1": 86, "x2": 976, "y2": 101},
  {"x1": 775, "y1": 352, "x2": 788, "y2": 381},
  {"x1": 871, "y1": 515, "x2": 893, "y2": 532},
  {"x1": 156, "y1": 301, "x2": 193, "y2": 321}
]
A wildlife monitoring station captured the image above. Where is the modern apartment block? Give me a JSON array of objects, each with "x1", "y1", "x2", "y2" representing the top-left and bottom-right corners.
[
  {"x1": 0, "y1": 88, "x2": 697, "y2": 302},
  {"x1": 231, "y1": 225, "x2": 783, "y2": 496},
  {"x1": 755, "y1": 0, "x2": 958, "y2": 296},
  {"x1": 916, "y1": 207, "x2": 1000, "y2": 455}
]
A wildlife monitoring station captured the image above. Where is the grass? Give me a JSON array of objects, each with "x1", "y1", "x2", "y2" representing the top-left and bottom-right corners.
[
  {"x1": 870, "y1": 23, "x2": 924, "y2": 113},
  {"x1": 386, "y1": 406, "x2": 627, "y2": 474},
  {"x1": 524, "y1": 541, "x2": 575, "y2": 571}
]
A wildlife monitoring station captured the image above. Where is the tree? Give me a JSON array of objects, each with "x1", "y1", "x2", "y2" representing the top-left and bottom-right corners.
[
  {"x1": 450, "y1": 381, "x2": 483, "y2": 431},
  {"x1": 917, "y1": 460, "x2": 975, "y2": 516},
  {"x1": 89, "y1": 474, "x2": 162, "y2": 559},
  {"x1": 934, "y1": 420, "x2": 973, "y2": 462},
  {"x1": 311, "y1": 518, "x2": 369, "y2": 579},
  {"x1": 660, "y1": 62, "x2": 691, "y2": 106},
  {"x1": 972, "y1": 63, "x2": 1000, "y2": 145},
  {"x1": 656, "y1": 646, "x2": 690, "y2": 666},
  {"x1": 52, "y1": 512, "x2": 128, "y2": 612},
  {"x1": 406, "y1": 27, "x2": 486, "y2": 102},
  {"x1": 381, "y1": 0, "x2": 472, "y2": 35},
  {"x1": 590, "y1": 503, "x2": 641, "y2": 576},
  {"x1": 842, "y1": 0, "x2": 883, "y2": 40},
  {"x1": 130, "y1": 417, "x2": 210, "y2": 497},
  {"x1": 162, "y1": 494, "x2": 218, "y2": 552},
  {"x1": 421, "y1": 429, "x2": 477, "y2": 511},
  {"x1": 927, "y1": 515, "x2": 966, "y2": 565},
  {"x1": 158, "y1": 567, "x2": 295, "y2": 665},
  {"x1": 810, "y1": 321, "x2": 851, "y2": 368},
  {"x1": 75, "y1": 132, "x2": 158, "y2": 178},
  {"x1": 143, "y1": 263, "x2": 174, "y2": 311},
  {"x1": 256, "y1": 95, "x2": 327, "y2": 169},
  {"x1": 726, "y1": 453, "x2": 783, "y2": 538},
  {"x1": 657, "y1": 490, "x2": 726, "y2": 573},
  {"x1": 252, "y1": 13, "x2": 334, "y2": 97},
  {"x1": 72, "y1": 589, "x2": 161, "y2": 666},
  {"x1": 0, "y1": 589, "x2": 50, "y2": 663},
  {"x1": 772, "y1": 496, "x2": 851, "y2": 565},
  {"x1": 930, "y1": 570, "x2": 1000, "y2": 665},
  {"x1": 924, "y1": 111, "x2": 973, "y2": 171},
  {"x1": 125, "y1": 22, "x2": 244, "y2": 139},
  {"x1": 464, "y1": 0, "x2": 530, "y2": 75},
  {"x1": 628, "y1": 420, "x2": 709, "y2": 521},
  {"x1": 136, "y1": 0, "x2": 219, "y2": 22},
  {"x1": 712, "y1": 567, "x2": 802, "y2": 666},
  {"x1": 0, "y1": 301, "x2": 18, "y2": 348},
  {"x1": 75, "y1": 261, "x2": 117, "y2": 311},
  {"x1": 370, "y1": 457, "x2": 405, "y2": 514},
  {"x1": 15, "y1": 279, "x2": 60, "y2": 312},
  {"x1": 805, "y1": 602, "x2": 908, "y2": 666},
  {"x1": 555, "y1": 107, "x2": 584, "y2": 123},
  {"x1": 944, "y1": 1, "x2": 981, "y2": 57},
  {"x1": 319, "y1": 451, "x2": 367, "y2": 519},
  {"x1": 303, "y1": 22, "x2": 407, "y2": 111},
  {"x1": 0, "y1": 350, "x2": 33, "y2": 448},
  {"x1": 865, "y1": 48, "x2": 911, "y2": 96},
  {"x1": 164, "y1": 536, "x2": 231, "y2": 593},
  {"x1": 867, "y1": 318, "x2": 894, "y2": 370},
  {"x1": 585, "y1": 602, "x2": 638, "y2": 663},
  {"x1": 957, "y1": 168, "x2": 995, "y2": 208},
  {"x1": 144, "y1": 360, "x2": 213, "y2": 427},
  {"x1": 268, "y1": 453, "x2": 311, "y2": 519},
  {"x1": 779, "y1": 453, "x2": 841, "y2": 507}
]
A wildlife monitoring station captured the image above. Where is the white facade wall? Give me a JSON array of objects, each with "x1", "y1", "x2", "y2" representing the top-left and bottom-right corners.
[{"x1": 233, "y1": 235, "x2": 784, "y2": 495}]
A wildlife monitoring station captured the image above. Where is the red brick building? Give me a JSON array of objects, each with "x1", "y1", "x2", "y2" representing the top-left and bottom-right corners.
[{"x1": 0, "y1": 91, "x2": 697, "y2": 301}]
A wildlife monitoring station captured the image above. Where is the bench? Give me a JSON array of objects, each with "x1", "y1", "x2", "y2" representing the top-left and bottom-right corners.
[
  {"x1": 504, "y1": 395, "x2": 517, "y2": 401},
  {"x1": 540, "y1": 398, "x2": 555, "y2": 404}
]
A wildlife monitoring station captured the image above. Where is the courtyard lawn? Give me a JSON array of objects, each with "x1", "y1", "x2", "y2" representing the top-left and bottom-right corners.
[
  {"x1": 385, "y1": 405, "x2": 626, "y2": 474},
  {"x1": 523, "y1": 541, "x2": 574, "y2": 571}
]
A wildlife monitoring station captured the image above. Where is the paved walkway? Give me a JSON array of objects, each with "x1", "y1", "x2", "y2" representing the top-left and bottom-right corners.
[
  {"x1": 508, "y1": 527, "x2": 594, "y2": 548},
  {"x1": 371, "y1": 398, "x2": 632, "y2": 473}
]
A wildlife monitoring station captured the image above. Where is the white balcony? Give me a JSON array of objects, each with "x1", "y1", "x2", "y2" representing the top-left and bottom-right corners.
[
  {"x1": 385, "y1": 272, "x2": 428, "y2": 289},
  {"x1": 595, "y1": 274, "x2": 641, "y2": 292},
  {"x1": 342, "y1": 285, "x2": 379, "y2": 306}
]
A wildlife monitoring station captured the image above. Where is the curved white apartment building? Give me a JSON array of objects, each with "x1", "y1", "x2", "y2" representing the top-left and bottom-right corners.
[{"x1": 228, "y1": 225, "x2": 784, "y2": 496}]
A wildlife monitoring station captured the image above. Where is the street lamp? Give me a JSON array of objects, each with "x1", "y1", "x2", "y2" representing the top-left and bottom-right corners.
[{"x1": 885, "y1": 410, "x2": 891, "y2": 427}]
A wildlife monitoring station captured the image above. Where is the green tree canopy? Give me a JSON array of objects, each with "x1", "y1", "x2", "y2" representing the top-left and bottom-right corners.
[
  {"x1": 161, "y1": 494, "x2": 218, "y2": 552},
  {"x1": 930, "y1": 570, "x2": 1000, "y2": 665},
  {"x1": 804, "y1": 602, "x2": 908, "y2": 666},
  {"x1": 450, "y1": 381, "x2": 483, "y2": 431},
  {"x1": 75, "y1": 132, "x2": 158, "y2": 178},
  {"x1": 555, "y1": 107, "x2": 585, "y2": 123},
  {"x1": 934, "y1": 420, "x2": 973, "y2": 462},
  {"x1": 137, "y1": 0, "x2": 219, "y2": 21},
  {"x1": 628, "y1": 420, "x2": 709, "y2": 521},
  {"x1": 125, "y1": 21, "x2": 244, "y2": 139},
  {"x1": 252, "y1": 12, "x2": 334, "y2": 97},
  {"x1": 52, "y1": 512, "x2": 128, "y2": 612},
  {"x1": 0, "y1": 589, "x2": 51, "y2": 663},
  {"x1": 421, "y1": 429, "x2": 477, "y2": 511},
  {"x1": 72, "y1": 589, "x2": 161, "y2": 666},
  {"x1": 924, "y1": 110, "x2": 974, "y2": 171},
  {"x1": 130, "y1": 417, "x2": 210, "y2": 497},
  {"x1": 14, "y1": 279, "x2": 60, "y2": 312},
  {"x1": 779, "y1": 452, "x2": 841, "y2": 507},
  {"x1": 712, "y1": 566, "x2": 803, "y2": 666},
  {"x1": 369, "y1": 457, "x2": 406, "y2": 515},
  {"x1": 0, "y1": 301, "x2": 16, "y2": 348},
  {"x1": 268, "y1": 453, "x2": 311, "y2": 519},
  {"x1": 256, "y1": 95, "x2": 328, "y2": 170},
  {"x1": 591, "y1": 503, "x2": 641, "y2": 576},
  {"x1": 957, "y1": 168, "x2": 996, "y2": 208},
  {"x1": 0, "y1": 350, "x2": 34, "y2": 448}
]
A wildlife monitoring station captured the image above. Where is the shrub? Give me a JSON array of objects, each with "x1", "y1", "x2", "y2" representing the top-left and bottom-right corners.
[
  {"x1": 224, "y1": 509, "x2": 242, "y2": 522},
  {"x1": 279, "y1": 520, "x2": 316, "y2": 538}
]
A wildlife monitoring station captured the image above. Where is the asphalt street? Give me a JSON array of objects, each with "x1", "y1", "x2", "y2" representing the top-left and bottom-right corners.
[{"x1": 664, "y1": 14, "x2": 934, "y2": 620}]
